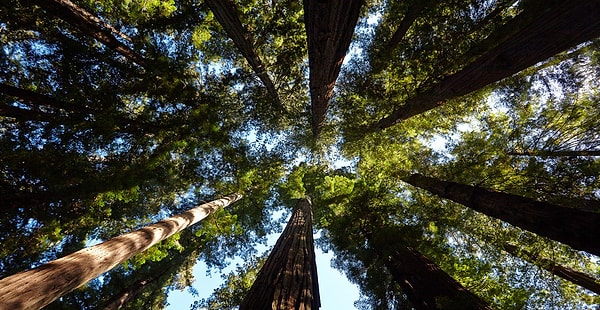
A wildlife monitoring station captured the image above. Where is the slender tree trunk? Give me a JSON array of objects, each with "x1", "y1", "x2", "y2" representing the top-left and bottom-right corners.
[
  {"x1": 385, "y1": 0, "x2": 429, "y2": 51},
  {"x1": 502, "y1": 243, "x2": 600, "y2": 295},
  {"x1": 29, "y1": 0, "x2": 146, "y2": 66},
  {"x1": 103, "y1": 276, "x2": 157, "y2": 310},
  {"x1": 0, "y1": 193, "x2": 242, "y2": 310},
  {"x1": 382, "y1": 246, "x2": 491, "y2": 309},
  {"x1": 204, "y1": 0, "x2": 282, "y2": 110},
  {"x1": 507, "y1": 150, "x2": 600, "y2": 157},
  {"x1": 240, "y1": 197, "x2": 320, "y2": 309},
  {"x1": 373, "y1": 0, "x2": 600, "y2": 130},
  {"x1": 304, "y1": 0, "x2": 364, "y2": 138},
  {"x1": 403, "y1": 173, "x2": 600, "y2": 256}
]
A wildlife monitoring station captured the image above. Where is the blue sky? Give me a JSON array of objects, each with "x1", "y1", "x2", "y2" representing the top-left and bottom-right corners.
[{"x1": 166, "y1": 233, "x2": 361, "y2": 309}]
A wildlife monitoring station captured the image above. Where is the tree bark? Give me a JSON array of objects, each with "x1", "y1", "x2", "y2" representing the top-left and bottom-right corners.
[
  {"x1": 240, "y1": 197, "x2": 320, "y2": 310},
  {"x1": 205, "y1": 0, "x2": 282, "y2": 110},
  {"x1": 304, "y1": 0, "x2": 364, "y2": 138},
  {"x1": 373, "y1": 0, "x2": 600, "y2": 130},
  {"x1": 0, "y1": 193, "x2": 242, "y2": 310},
  {"x1": 29, "y1": 0, "x2": 146, "y2": 66},
  {"x1": 403, "y1": 173, "x2": 600, "y2": 256},
  {"x1": 382, "y1": 246, "x2": 491, "y2": 309},
  {"x1": 507, "y1": 149, "x2": 600, "y2": 157},
  {"x1": 502, "y1": 243, "x2": 600, "y2": 295}
]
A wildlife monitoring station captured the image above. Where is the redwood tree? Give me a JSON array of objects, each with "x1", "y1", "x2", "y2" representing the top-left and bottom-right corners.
[
  {"x1": 0, "y1": 194, "x2": 242, "y2": 310},
  {"x1": 403, "y1": 173, "x2": 600, "y2": 256},
  {"x1": 205, "y1": 0, "x2": 282, "y2": 110},
  {"x1": 304, "y1": 0, "x2": 364, "y2": 138},
  {"x1": 372, "y1": 0, "x2": 600, "y2": 130},
  {"x1": 240, "y1": 197, "x2": 320, "y2": 309}
]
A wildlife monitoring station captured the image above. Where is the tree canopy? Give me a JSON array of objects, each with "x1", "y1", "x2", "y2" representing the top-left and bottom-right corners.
[{"x1": 1, "y1": 0, "x2": 600, "y2": 308}]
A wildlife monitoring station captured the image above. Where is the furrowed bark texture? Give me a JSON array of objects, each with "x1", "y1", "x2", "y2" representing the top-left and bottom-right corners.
[
  {"x1": 374, "y1": 0, "x2": 600, "y2": 130},
  {"x1": 0, "y1": 193, "x2": 242, "y2": 310},
  {"x1": 205, "y1": 0, "x2": 282, "y2": 109},
  {"x1": 403, "y1": 174, "x2": 600, "y2": 256},
  {"x1": 29, "y1": 0, "x2": 146, "y2": 66},
  {"x1": 503, "y1": 243, "x2": 600, "y2": 295},
  {"x1": 304, "y1": 0, "x2": 364, "y2": 138},
  {"x1": 240, "y1": 198, "x2": 320, "y2": 310},
  {"x1": 382, "y1": 246, "x2": 491, "y2": 309}
]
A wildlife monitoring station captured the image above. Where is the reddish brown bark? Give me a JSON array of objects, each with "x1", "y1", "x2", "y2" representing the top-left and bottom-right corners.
[
  {"x1": 503, "y1": 243, "x2": 600, "y2": 295},
  {"x1": 205, "y1": 0, "x2": 282, "y2": 110},
  {"x1": 29, "y1": 0, "x2": 145, "y2": 66},
  {"x1": 0, "y1": 194, "x2": 242, "y2": 310},
  {"x1": 403, "y1": 174, "x2": 600, "y2": 256},
  {"x1": 240, "y1": 198, "x2": 320, "y2": 310},
  {"x1": 374, "y1": 0, "x2": 600, "y2": 130},
  {"x1": 304, "y1": 0, "x2": 364, "y2": 138}
]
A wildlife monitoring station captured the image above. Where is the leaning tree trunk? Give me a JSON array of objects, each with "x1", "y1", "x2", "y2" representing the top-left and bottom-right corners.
[
  {"x1": 0, "y1": 193, "x2": 242, "y2": 310},
  {"x1": 204, "y1": 0, "x2": 282, "y2": 110},
  {"x1": 103, "y1": 276, "x2": 158, "y2": 310},
  {"x1": 240, "y1": 197, "x2": 320, "y2": 310},
  {"x1": 304, "y1": 0, "x2": 364, "y2": 138},
  {"x1": 502, "y1": 243, "x2": 600, "y2": 295},
  {"x1": 29, "y1": 0, "x2": 146, "y2": 66},
  {"x1": 403, "y1": 174, "x2": 600, "y2": 256},
  {"x1": 373, "y1": 0, "x2": 600, "y2": 130},
  {"x1": 381, "y1": 246, "x2": 491, "y2": 309}
]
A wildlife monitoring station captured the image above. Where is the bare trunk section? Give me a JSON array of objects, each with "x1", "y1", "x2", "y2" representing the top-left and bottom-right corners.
[
  {"x1": 373, "y1": 0, "x2": 600, "y2": 130},
  {"x1": 382, "y1": 246, "x2": 491, "y2": 309},
  {"x1": 0, "y1": 193, "x2": 242, "y2": 310},
  {"x1": 29, "y1": 0, "x2": 146, "y2": 66},
  {"x1": 205, "y1": 0, "x2": 282, "y2": 110},
  {"x1": 502, "y1": 243, "x2": 600, "y2": 295},
  {"x1": 240, "y1": 197, "x2": 320, "y2": 310},
  {"x1": 507, "y1": 150, "x2": 600, "y2": 157},
  {"x1": 304, "y1": 0, "x2": 364, "y2": 138},
  {"x1": 403, "y1": 173, "x2": 600, "y2": 256}
]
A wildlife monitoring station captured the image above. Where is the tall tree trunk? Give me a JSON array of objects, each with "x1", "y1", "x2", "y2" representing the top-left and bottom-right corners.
[
  {"x1": 403, "y1": 173, "x2": 600, "y2": 256},
  {"x1": 29, "y1": 0, "x2": 146, "y2": 66},
  {"x1": 240, "y1": 197, "x2": 320, "y2": 309},
  {"x1": 373, "y1": 0, "x2": 600, "y2": 130},
  {"x1": 304, "y1": 0, "x2": 364, "y2": 138},
  {"x1": 0, "y1": 193, "x2": 242, "y2": 310},
  {"x1": 204, "y1": 0, "x2": 282, "y2": 110},
  {"x1": 381, "y1": 246, "x2": 491, "y2": 309},
  {"x1": 507, "y1": 149, "x2": 600, "y2": 157},
  {"x1": 502, "y1": 243, "x2": 600, "y2": 295}
]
